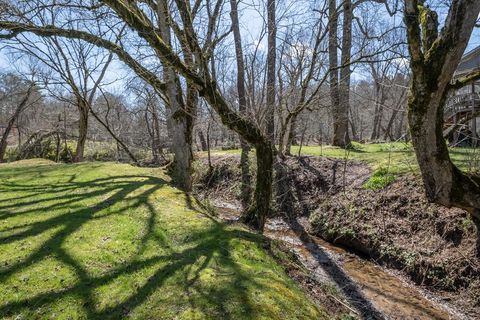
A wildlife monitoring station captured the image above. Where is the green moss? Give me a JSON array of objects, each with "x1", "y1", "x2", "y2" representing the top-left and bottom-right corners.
[{"x1": 0, "y1": 160, "x2": 325, "y2": 319}]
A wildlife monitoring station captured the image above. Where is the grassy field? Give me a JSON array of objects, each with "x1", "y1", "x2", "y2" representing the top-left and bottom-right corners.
[
  {"x1": 0, "y1": 160, "x2": 324, "y2": 319},
  {"x1": 291, "y1": 142, "x2": 479, "y2": 174},
  {"x1": 203, "y1": 142, "x2": 479, "y2": 189},
  {"x1": 206, "y1": 142, "x2": 479, "y2": 174}
]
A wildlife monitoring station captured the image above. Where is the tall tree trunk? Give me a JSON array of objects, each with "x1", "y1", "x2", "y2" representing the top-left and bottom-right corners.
[
  {"x1": 329, "y1": 0, "x2": 342, "y2": 147},
  {"x1": 230, "y1": 0, "x2": 252, "y2": 207},
  {"x1": 370, "y1": 64, "x2": 381, "y2": 141},
  {"x1": 383, "y1": 109, "x2": 399, "y2": 141},
  {"x1": 404, "y1": 0, "x2": 480, "y2": 218},
  {"x1": 74, "y1": 101, "x2": 89, "y2": 162},
  {"x1": 0, "y1": 85, "x2": 33, "y2": 163},
  {"x1": 335, "y1": 0, "x2": 353, "y2": 147},
  {"x1": 158, "y1": 0, "x2": 194, "y2": 191},
  {"x1": 266, "y1": 0, "x2": 276, "y2": 141},
  {"x1": 241, "y1": 141, "x2": 274, "y2": 230}
]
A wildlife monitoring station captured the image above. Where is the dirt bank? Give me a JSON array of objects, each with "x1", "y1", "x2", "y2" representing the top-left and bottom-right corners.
[{"x1": 310, "y1": 176, "x2": 480, "y2": 319}]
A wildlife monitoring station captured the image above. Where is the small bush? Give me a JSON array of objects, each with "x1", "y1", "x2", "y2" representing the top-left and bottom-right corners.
[{"x1": 364, "y1": 167, "x2": 396, "y2": 189}]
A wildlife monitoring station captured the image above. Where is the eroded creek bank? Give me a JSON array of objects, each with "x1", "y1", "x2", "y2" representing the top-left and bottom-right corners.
[{"x1": 194, "y1": 155, "x2": 478, "y2": 319}]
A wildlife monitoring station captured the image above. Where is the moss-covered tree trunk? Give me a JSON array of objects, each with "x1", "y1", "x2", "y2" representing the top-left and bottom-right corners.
[
  {"x1": 158, "y1": 0, "x2": 194, "y2": 191},
  {"x1": 285, "y1": 116, "x2": 297, "y2": 156},
  {"x1": 241, "y1": 140, "x2": 275, "y2": 230},
  {"x1": 404, "y1": 0, "x2": 480, "y2": 218}
]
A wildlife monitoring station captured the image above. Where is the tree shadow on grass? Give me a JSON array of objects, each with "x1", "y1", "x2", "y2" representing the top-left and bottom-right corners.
[{"x1": 0, "y1": 165, "x2": 267, "y2": 319}]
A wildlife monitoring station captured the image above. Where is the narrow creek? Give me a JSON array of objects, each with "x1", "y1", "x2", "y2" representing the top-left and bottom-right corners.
[{"x1": 216, "y1": 206, "x2": 465, "y2": 320}]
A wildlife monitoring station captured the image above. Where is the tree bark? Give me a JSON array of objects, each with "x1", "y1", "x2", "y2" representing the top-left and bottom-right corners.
[
  {"x1": 266, "y1": 0, "x2": 276, "y2": 141},
  {"x1": 0, "y1": 85, "x2": 33, "y2": 163},
  {"x1": 329, "y1": 0, "x2": 342, "y2": 147},
  {"x1": 241, "y1": 141, "x2": 274, "y2": 230},
  {"x1": 158, "y1": 0, "x2": 194, "y2": 191},
  {"x1": 335, "y1": 0, "x2": 353, "y2": 147},
  {"x1": 404, "y1": 0, "x2": 480, "y2": 217},
  {"x1": 285, "y1": 116, "x2": 297, "y2": 156},
  {"x1": 230, "y1": 0, "x2": 253, "y2": 208},
  {"x1": 197, "y1": 129, "x2": 208, "y2": 151},
  {"x1": 73, "y1": 101, "x2": 89, "y2": 162}
]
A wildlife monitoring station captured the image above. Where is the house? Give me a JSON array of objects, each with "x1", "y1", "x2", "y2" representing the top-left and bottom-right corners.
[{"x1": 444, "y1": 46, "x2": 480, "y2": 146}]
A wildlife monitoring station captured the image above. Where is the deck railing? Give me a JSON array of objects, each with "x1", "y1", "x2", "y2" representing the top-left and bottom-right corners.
[{"x1": 444, "y1": 93, "x2": 480, "y2": 119}]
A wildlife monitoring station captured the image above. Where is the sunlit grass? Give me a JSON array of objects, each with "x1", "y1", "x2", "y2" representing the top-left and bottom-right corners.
[
  {"x1": 202, "y1": 142, "x2": 479, "y2": 175},
  {"x1": 291, "y1": 142, "x2": 479, "y2": 175},
  {"x1": 202, "y1": 142, "x2": 479, "y2": 189},
  {"x1": 0, "y1": 160, "x2": 324, "y2": 319}
]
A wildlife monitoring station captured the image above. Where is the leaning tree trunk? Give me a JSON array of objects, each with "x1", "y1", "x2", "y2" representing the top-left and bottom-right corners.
[
  {"x1": 198, "y1": 76, "x2": 275, "y2": 231},
  {"x1": 74, "y1": 101, "x2": 89, "y2": 162},
  {"x1": 404, "y1": 0, "x2": 480, "y2": 218},
  {"x1": 0, "y1": 85, "x2": 33, "y2": 162}
]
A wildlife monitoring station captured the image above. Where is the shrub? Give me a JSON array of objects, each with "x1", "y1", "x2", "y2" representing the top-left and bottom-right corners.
[{"x1": 364, "y1": 167, "x2": 396, "y2": 189}]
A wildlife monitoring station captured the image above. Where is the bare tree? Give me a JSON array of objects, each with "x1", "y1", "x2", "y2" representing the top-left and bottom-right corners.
[
  {"x1": 0, "y1": 0, "x2": 275, "y2": 230},
  {"x1": 5, "y1": 28, "x2": 115, "y2": 162}
]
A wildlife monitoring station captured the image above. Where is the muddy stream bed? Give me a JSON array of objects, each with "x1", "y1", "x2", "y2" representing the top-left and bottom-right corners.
[{"x1": 216, "y1": 206, "x2": 466, "y2": 320}]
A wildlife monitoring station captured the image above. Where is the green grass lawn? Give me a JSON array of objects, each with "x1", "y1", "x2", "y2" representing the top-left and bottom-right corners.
[
  {"x1": 203, "y1": 142, "x2": 479, "y2": 189},
  {"x1": 0, "y1": 160, "x2": 324, "y2": 320},
  {"x1": 290, "y1": 142, "x2": 479, "y2": 175},
  {"x1": 204, "y1": 142, "x2": 479, "y2": 176}
]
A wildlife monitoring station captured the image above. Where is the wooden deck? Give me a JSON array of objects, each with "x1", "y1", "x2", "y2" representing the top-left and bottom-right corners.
[{"x1": 444, "y1": 93, "x2": 480, "y2": 123}]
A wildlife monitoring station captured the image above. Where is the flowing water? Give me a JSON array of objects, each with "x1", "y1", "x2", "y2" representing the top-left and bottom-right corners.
[{"x1": 217, "y1": 206, "x2": 464, "y2": 320}]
